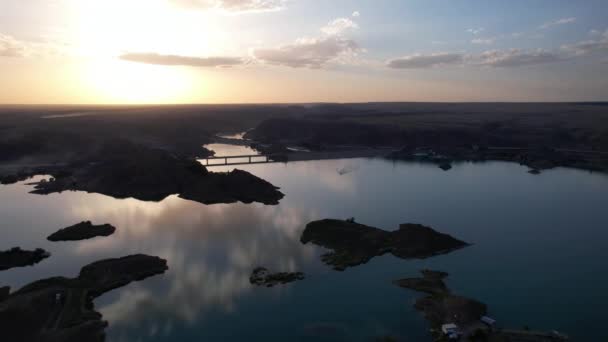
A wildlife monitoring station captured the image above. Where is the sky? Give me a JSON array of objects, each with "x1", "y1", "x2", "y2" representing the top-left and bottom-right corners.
[{"x1": 1, "y1": 0, "x2": 607, "y2": 104}]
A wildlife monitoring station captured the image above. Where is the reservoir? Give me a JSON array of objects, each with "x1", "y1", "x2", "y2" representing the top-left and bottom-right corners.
[{"x1": 1, "y1": 156, "x2": 607, "y2": 341}]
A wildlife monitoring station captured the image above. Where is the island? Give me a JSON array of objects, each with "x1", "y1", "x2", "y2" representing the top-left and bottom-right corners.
[
  {"x1": 9, "y1": 140, "x2": 286, "y2": 205},
  {"x1": 395, "y1": 270, "x2": 569, "y2": 341},
  {"x1": 0, "y1": 247, "x2": 50, "y2": 271},
  {"x1": 47, "y1": 221, "x2": 116, "y2": 241},
  {"x1": 0, "y1": 254, "x2": 168, "y2": 342},
  {"x1": 300, "y1": 219, "x2": 469, "y2": 271},
  {"x1": 249, "y1": 267, "x2": 305, "y2": 287}
]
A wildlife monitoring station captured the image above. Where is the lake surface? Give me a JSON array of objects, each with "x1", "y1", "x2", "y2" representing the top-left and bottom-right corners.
[{"x1": 1, "y1": 156, "x2": 607, "y2": 341}]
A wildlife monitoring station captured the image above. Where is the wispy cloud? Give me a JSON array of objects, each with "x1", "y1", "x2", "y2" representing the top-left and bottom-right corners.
[
  {"x1": 477, "y1": 49, "x2": 562, "y2": 67},
  {"x1": 387, "y1": 53, "x2": 464, "y2": 69},
  {"x1": 563, "y1": 40, "x2": 608, "y2": 56},
  {"x1": 120, "y1": 53, "x2": 245, "y2": 67},
  {"x1": 252, "y1": 36, "x2": 360, "y2": 68},
  {"x1": 0, "y1": 34, "x2": 27, "y2": 57},
  {"x1": 471, "y1": 38, "x2": 495, "y2": 45},
  {"x1": 467, "y1": 28, "x2": 485, "y2": 35},
  {"x1": 561, "y1": 30, "x2": 608, "y2": 56},
  {"x1": 171, "y1": 0, "x2": 287, "y2": 13},
  {"x1": 0, "y1": 33, "x2": 70, "y2": 58},
  {"x1": 321, "y1": 18, "x2": 358, "y2": 36},
  {"x1": 540, "y1": 17, "x2": 576, "y2": 29},
  {"x1": 387, "y1": 49, "x2": 565, "y2": 69}
]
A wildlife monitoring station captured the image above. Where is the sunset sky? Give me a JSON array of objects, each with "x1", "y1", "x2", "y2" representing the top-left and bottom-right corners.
[{"x1": 1, "y1": 0, "x2": 607, "y2": 104}]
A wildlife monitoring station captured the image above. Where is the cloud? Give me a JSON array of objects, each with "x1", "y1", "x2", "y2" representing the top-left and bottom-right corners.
[
  {"x1": 0, "y1": 33, "x2": 68, "y2": 58},
  {"x1": 120, "y1": 53, "x2": 244, "y2": 67},
  {"x1": 252, "y1": 36, "x2": 360, "y2": 68},
  {"x1": 321, "y1": 18, "x2": 358, "y2": 36},
  {"x1": 477, "y1": 49, "x2": 562, "y2": 67},
  {"x1": 589, "y1": 29, "x2": 602, "y2": 36},
  {"x1": 0, "y1": 34, "x2": 27, "y2": 57},
  {"x1": 352, "y1": 11, "x2": 360, "y2": 18},
  {"x1": 387, "y1": 53, "x2": 464, "y2": 69},
  {"x1": 562, "y1": 40, "x2": 608, "y2": 56},
  {"x1": 172, "y1": 0, "x2": 286, "y2": 13},
  {"x1": 387, "y1": 48, "x2": 567, "y2": 70},
  {"x1": 562, "y1": 29, "x2": 608, "y2": 56},
  {"x1": 252, "y1": 15, "x2": 361, "y2": 68},
  {"x1": 471, "y1": 38, "x2": 495, "y2": 45},
  {"x1": 540, "y1": 17, "x2": 576, "y2": 29},
  {"x1": 467, "y1": 28, "x2": 485, "y2": 35}
]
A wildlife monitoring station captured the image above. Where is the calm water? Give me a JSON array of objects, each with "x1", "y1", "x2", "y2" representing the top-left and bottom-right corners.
[{"x1": 1, "y1": 156, "x2": 607, "y2": 341}]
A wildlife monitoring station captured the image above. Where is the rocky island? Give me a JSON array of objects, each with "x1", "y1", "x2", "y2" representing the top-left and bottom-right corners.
[
  {"x1": 47, "y1": 221, "x2": 116, "y2": 241},
  {"x1": 9, "y1": 141, "x2": 285, "y2": 205},
  {"x1": 0, "y1": 254, "x2": 168, "y2": 342},
  {"x1": 395, "y1": 270, "x2": 569, "y2": 341},
  {"x1": 249, "y1": 267, "x2": 305, "y2": 287},
  {"x1": 300, "y1": 219, "x2": 469, "y2": 271},
  {"x1": 395, "y1": 270, "x2": 487, "y2": 331},
  {"x1": 0, "y1": 247, "x2": 50, "y2": 271}
]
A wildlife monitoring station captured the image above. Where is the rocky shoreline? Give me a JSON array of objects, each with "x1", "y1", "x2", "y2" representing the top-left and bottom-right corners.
[
  {"x1": 387, "y1": 146, "x2": 608, "y2": 174},
  {"x1": 0, "y1": 254, "x2": 168, "y2": 342},
  {"x1": 300, "y1": 219, "x2": 469, "y2": 271}
]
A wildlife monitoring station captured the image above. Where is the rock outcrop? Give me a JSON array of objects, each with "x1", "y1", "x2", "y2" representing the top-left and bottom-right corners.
[{"x1": 249, "y1": 267, "x2": 305, "y2": 287}]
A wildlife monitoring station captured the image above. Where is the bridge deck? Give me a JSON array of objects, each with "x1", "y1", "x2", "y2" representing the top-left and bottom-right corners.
[{"x1": 201, "y1": 154, "x2": 274, "y2": 167}]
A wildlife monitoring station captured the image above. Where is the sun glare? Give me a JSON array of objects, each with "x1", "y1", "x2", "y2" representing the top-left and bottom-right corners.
[
  {"x1": 61, "y1": 0, "x2": 223, "y2": 103},
  {"x1": 69, "y1": 0, "x2": 217, "y2": 56},
  {"x1": 83, "y1": 59, "x2": 196, "y2": 103}
]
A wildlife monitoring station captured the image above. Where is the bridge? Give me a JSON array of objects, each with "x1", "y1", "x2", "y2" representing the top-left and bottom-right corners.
[
  {"x1": 201, "y1": 148, "x2": 397, "y2": 168},
  {"x1": 201, "y1": 154, "x2": 285, "y2": 167}
]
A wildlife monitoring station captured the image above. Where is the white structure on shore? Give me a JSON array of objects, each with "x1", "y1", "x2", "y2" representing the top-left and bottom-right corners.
[
  {"x1": 481, "y1": 316, "x2": 496, "y2": 326},
  {"x1": 441, "y1": 323, "x2": 461, "y2": 340}
]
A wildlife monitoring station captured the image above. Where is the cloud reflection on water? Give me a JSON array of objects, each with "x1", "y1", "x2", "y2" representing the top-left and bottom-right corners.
[{"x1": 64, "y1": 194, "x2": 321, "y2": 334}]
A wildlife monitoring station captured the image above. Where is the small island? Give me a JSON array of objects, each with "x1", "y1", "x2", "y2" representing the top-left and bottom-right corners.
[
  {"x1": 47, "y1": 221, "x2": 116, "y2": 241},
  {"x1": 0, "y1": 254, "x2": 168, "y2": 341},
  {"x1": 249, "y1": 267, "x2": 305, "y2": 287},
  {"x1": 395, "y1": 270, "x2": 569, "y2": 341},
  {"x1": 300, "y1": 219, "x2": 469, "y2": 271},
  {"x1": 0, "y1": 247, "x2": 50, "y2": 271}
]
